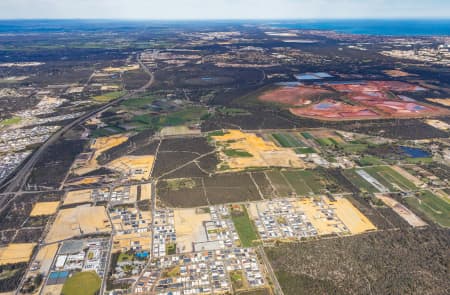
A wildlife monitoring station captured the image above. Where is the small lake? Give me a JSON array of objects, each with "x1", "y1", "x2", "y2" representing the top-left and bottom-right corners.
[{"x1": 400, "y1": 146, "x2": 431, "y2": 158}]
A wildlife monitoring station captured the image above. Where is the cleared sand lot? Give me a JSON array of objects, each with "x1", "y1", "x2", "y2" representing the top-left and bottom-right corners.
[
  {"x1": 376, "y1": 194, "x2": 427, "y2": 227},
  {"x1": 30, "y1": 201, "x2": 60, "y2": 216},
  {"x1": 33, "y1": 244, "x2": 59, "y2": 273},
  {"x1": 0, "y1": 243, "x2": 36, "y2": 265},
  {"x1": 73, "y1": 134, "x2": 128, "y2": 175},
  {"x1": 211, "y1": 130, "x2": 304, "y2": 171},
  {"x1": 174, "y1": 208, "x2": 210, "y2": 253},
  {"x1": 107, "y1": 155, "x2": 155, "y2": 181},
  {"x1": 296, "y1": 196, "x2": 376, "y2": 235},
  {"x1": 329, "y1": 198, "x2": 377, "y2": 234},
  {"x1": 113, "y1": 233, "x2": 151, "y2": 252},
  {"x1": 140, "y1": 183, "x2": 152, "y2": 200},
  {"x1": 40, "y1": 284, "x2": 63, "y2": 295},
  {"x1": 296, "y1": 198, "x2": 347, "y2": 235},
  {"x1": 45, "y1": 205, "x2": 111, "y2": 243},
  {"x1": 63, "y1": 189, "x2": 93, "y2": 205}
]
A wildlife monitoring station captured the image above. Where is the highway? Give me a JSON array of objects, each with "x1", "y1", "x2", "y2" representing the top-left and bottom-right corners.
[{"x1": 0, "y1": 54, "x2": 154, "y2": 210}]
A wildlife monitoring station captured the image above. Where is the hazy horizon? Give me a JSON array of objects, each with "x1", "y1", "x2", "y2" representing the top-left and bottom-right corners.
[{"x1": 0, "y1": 0, "x2": 449, "y2": 20}]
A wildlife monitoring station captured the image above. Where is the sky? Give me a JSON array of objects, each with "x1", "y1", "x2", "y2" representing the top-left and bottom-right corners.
[{"x1": 0, "y1": 0, "x2": 449, "y2": 20}]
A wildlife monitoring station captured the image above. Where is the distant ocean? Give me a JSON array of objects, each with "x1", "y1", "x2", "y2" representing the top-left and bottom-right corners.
[
  {"x1": 270, "y1": 19, "x2": 450, "y2": 36},
  {"x1": 0, "y1": 19, "x2": 449, "y2": 36}
]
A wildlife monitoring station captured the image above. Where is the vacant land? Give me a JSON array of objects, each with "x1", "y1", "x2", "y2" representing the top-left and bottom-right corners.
[
  {"x1": 157, "y1": 173, "x2": 262, "y2": 207},
  {"x1": 211, "y1": 130, "x2": 304, "y2": 171},
  {"x1": 62, "y1": 271, "x2": 101, "y2": 295},
  {"x1": 45, "y1": 205, "x2": 111, "y2": 243},
  {"x1": 92, "y1": 91, "x2": 125, "y2": 102},
  {"x1": 174, "y1": 208, "x2": 211, "y2": 253},
  {"x1": 107, "y1": 155, "x2": 154, "y2": 181},
  {"x1": 405, "y1": 191, "x2": 450, "y2": 228},
  {"x1": 266, "y1": 228, "x2": 450, "y2": 295},
  {"x1": 29, "y1": 201, "x2": 59, "y2": 216},
  {"x1": 63, "y1": 189, "x2": 93, "y2": 206},
  {"x1": 0, "y1": 243, "x2": 35, "y2": 265},
  {"x1": 376, "y1": 195, "x2": 427, "y2": 227},
  {"x1": 231, "y1": 206, "x2": 259, "y2": 247}
]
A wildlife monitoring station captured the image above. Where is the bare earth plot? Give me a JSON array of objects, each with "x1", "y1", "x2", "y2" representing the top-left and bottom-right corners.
[
  {"x1": 211, "y1": 130, "x2": 305, "y2": 171},
  {"x1": 45, "y1": 205, "x2": 111, "y2": 243},
  {"x1": 29, "y1": 201, "x2": 60, "y2": 216},
  {"x1": 174, "y1": 208, "x2": 211, "y2": 253},
  {"x1": 0, "y1": 243, "x2": 36, "y2": 265},
  {"x1": 376, "y1": 194, "x2": 427, "y2": 227}
]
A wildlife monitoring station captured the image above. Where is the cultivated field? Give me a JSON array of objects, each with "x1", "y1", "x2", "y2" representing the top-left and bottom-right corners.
[
  {"x1": 0, "y1": 243, "x2": 35, "y2": 265},
  {"x1": 405, "y1": 191, "x2": 450, "y2": 228},
  {"x1": 45, "y1": 205, "x2": 111, "y2": 243},
  {"x1": 29, "y1": 201, "x2": 59, "y2": 216}
]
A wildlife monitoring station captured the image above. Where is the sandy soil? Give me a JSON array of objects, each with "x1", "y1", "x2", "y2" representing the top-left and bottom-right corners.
[
  {"x1": 376, "y1": 194, "x2": 427, "y2": 227},
  {"x1": 329, "y1": 198, "x2": 377, "y2": 234},
  {"x1": 212, "y1": 130, "x2": 304, "y2": 171},
  {"x1": 45, "y1": 205, "x2": 111, "y2": 243},
  {"x1": 107, "y1": 155, "x2": 155, "y2": 181},
  {"x1": 0, "y1": 243, "x2": 36, "y2": 265},
  {"x1": 34, "y1": 244, "x2": 59, "y2": 273},
  {"x1": 113, "y1": 233, "x2": 151, "y2": 252},
  {"x1": 140, "y1": 183, "x2": 152, "y2": 201},
  {"x1": 30, "y1": 201, "x2": 60, "y2": 216},
  {"x1": 174, "y1": 208, "x2": 210, "y2": 253},
  {"x1": 63, "y1": 189, "x2": 93, "y2": 205},
  {"x1": 40, "y1": 284, "x2": 63, "y2": 295}
]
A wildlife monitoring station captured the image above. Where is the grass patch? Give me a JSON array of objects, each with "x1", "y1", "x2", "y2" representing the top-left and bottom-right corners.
[
  {"x1": 231, "y1": 206, "x2": 258, "y2": 247},
  {"x1": 358, "y1": 156, "x2": 385, "y2": 166},
  {"x1": 266, "y1": 170, "x2": 292, "y2": 197},
  {"x1": 405, "y1": 157, "x2": 434, "y2": 164},
  {"x1": 166, "y1": 243, "x2": 176, "y2": 255},
  {"x1": 61, "y1": 271, "x2": 101, "y2": 295},
  {"x1": 121, "y1": 95, "x2": 157, "y2": 108},
  {"x1": 405, "y1": 191, "x2": 450, "y2": 227},
  {"x1": 166, "y1": 178, "x2": 196, "y2": 191},
  {"x1": 230, "y1": 270, "x2": 245, "y2": 290},
  {"x1": 117, "y1": 252, "x2": 134, "y2": 263},
  {"x1": 272, "y1": 133, "x2": 303, "y2": 147},
  {"x1": 294, "y1": 147, "x2": 316, "y2": 154},
  {"x1": 131, "y1": 107, "x2": 207, "y2": 131},
  {"x1": 301, "y1": 132, "x2": 313, "y2": 139},
  {"x1": 0, "y1": 116, "x2": 22, "y2": 127},
  {"x1": 224, "y1": 149, "x2": 253, "y2": 158},
  {"x1": 341, "y1": 143, "x2": 369, "y2": 153},
  {"x1": 92, "y1": 91, "x2": 125, "y2": 102},
  {"x1": 282, "y1": 170, "x2": 314, "y2": 195},
  {"x1": 315, "y1": 137, "x2": 334, "y2": 146}
]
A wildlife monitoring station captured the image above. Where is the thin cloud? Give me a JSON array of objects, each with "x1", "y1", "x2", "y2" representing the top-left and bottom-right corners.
[{"x1": 0, "y1": 0, "x2": 448, "y2": 19}]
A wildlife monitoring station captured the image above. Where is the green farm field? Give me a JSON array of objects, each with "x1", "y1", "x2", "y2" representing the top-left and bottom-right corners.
[{"x1": 405, "y1": 191, "x2": 450, "y2": 228}]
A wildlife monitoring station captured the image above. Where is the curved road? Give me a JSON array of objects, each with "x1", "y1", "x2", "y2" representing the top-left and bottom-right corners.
[{"x1": 0, "y1": 54, "x2": 154, "y2": 200}]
